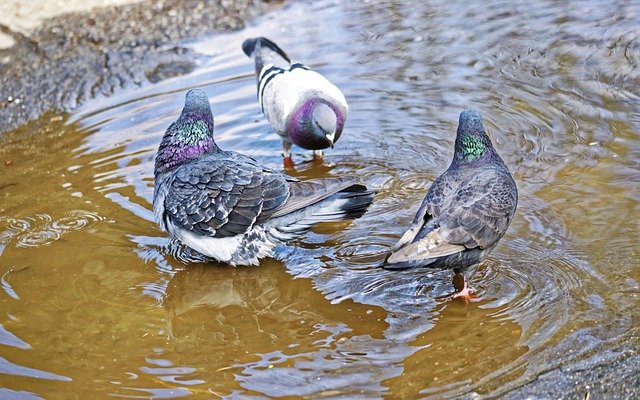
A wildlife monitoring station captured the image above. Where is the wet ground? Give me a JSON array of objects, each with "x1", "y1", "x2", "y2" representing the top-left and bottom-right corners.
[
  {"x1": 1, "y1": 0, "x2": 639, "y2": 399},
  {"x1": 0, "y1": 0, "x2": 274, "y2": 134}
]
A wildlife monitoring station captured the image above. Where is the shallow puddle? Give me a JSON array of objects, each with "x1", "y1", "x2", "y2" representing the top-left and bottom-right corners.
[{"x1": 0, "y1": 0, "x2": 638, "y2": 398}]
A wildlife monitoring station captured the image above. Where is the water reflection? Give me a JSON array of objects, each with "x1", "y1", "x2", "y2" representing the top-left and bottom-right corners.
[
  {"x1": 162, "y1": 262, "x2": 394, "y2": 396},
  {"x1": 393, "y1": 299, "x2": 527, "y2": 398}
]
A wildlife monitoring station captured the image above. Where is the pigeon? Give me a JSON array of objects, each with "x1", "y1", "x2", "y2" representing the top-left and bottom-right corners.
[
  {"x1": 383, "y1": 110, "x2": 518, "y2": 299},
  {"x1": 153, "y1": 89, "x2": 373, "y2": 266},
  {"x1": 242, "y1": 37, "x2": 348, "y2": 166}
]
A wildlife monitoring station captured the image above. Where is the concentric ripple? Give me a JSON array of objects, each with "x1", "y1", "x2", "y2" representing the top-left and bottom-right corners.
[{"x1": 0, "y1": 210, "x2": 105, "y2": 249}]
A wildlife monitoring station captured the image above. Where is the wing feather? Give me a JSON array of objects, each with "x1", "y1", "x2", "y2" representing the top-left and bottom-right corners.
[
  {"x1": 163, "y1": 155, "x2": 290, "y2": 239},
  {"x1": 389, "y1": 166, "x2": 517, "y2": 264}
]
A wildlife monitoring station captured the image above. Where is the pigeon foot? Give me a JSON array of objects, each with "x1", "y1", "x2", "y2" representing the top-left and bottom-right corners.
[
  {"x1": 452, "y1": 274, "x2": 473, "y2": 300},
  {"x1": 283, "y1": 156, "x2": 295, "y2": 169}
]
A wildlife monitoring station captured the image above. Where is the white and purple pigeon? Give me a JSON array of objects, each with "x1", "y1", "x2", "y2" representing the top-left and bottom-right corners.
[
  {"x1": 384, "y1": 110, "x2": 518, "y2": 299},
  {"x1": 153, "y1": 89, "x2": 373, "y2": 266},
  {"x1": 242, "y1": 37, "x2": 348, "y2": 167}
]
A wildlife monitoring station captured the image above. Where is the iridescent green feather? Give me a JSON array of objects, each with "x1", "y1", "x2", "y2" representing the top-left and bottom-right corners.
[
  {"x1": 461, "y1": 136, "x2": 485, "y2": 161},
  {"x1": 179, "y1": 120, "x2": 209, "y2": 144}
]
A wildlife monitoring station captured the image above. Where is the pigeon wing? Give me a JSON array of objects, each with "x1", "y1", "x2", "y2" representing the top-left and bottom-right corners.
[
  {"x1": 388, "y1": 168, "x2": 516, "y2": 263},
  {"x1": 386, "y1": 227, "x2": 466, "y2": 264},
  {"x1": 390, "y1": 174, "x2": 450, "y2": 252},
  {"x1": 436, "y1": 169, "x2": 517, "y2": 249},
  {"x1": 163, "y1": 157, "x2": 290, "y2": 238}
]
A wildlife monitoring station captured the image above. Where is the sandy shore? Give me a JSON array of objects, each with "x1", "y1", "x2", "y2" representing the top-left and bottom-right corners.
[{"x1": 0, "y1": 0, "x2": 143, "y2": 48}]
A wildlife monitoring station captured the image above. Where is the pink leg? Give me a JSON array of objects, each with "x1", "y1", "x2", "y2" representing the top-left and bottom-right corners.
[
  {"x1": 282, "y1": 142, "x2": 295, "y2": 169},
  {"x1": 452, "y1": 274, "x2": 473, "y2": 300},
  {"x1": 283, "y1": 156, "x2": 295, "y2": 169}
]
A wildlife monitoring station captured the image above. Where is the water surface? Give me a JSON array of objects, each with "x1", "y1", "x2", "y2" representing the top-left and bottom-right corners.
[{"x1": 0, "y1": 0, "x2": 638, "y2": 398}]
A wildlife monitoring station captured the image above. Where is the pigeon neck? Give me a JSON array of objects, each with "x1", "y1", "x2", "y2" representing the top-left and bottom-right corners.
[
  {"x1": 154, "y1": 112, "x2": 216, "y2": 174},
  {"x1": 453, "y1": 133, "x2": 495, "y2": 166}
]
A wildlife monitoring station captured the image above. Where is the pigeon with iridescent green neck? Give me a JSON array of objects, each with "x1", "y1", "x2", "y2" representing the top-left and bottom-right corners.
[
  {"x1": 242, "y1": 37, "x2": 348, "y2": 167},
  {"x1": 153, "y1": 89, "x2": 373, "y2": 266},
  {"x1": 384, "y1": 110, "x2": 518, "y2": 299}
]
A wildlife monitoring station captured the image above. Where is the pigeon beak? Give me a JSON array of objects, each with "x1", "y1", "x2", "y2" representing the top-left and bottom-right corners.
[{"x1": 325, "y1": 132, "x2": 335, "y2": 149}]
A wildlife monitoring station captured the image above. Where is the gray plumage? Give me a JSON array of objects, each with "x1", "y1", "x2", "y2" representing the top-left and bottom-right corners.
[
  {"x1": 153, "y1": 89, "x2": 373, "y2": 266},
  {"x1": 384, "y1": 110, "x2": 518, "y2": 292}
]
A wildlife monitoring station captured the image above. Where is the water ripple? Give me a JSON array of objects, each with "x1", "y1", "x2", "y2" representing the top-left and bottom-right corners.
[
  {"x1": 0, "y1": 211, "x2": 105, "y2": 249},
  {"x1": 1, "y1": 0, "x2": 635, "y2": 398}
]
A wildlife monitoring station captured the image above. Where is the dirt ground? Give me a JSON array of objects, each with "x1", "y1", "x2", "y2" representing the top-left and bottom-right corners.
[{"x1": 0, "y1": 0, "x2": 275, "y2": 134}]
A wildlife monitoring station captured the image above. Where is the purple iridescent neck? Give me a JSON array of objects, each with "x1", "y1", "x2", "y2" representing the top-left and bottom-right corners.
[
  {"x1": 154, "y1": 111, "x2": 216, "y2": 175},
  {"x1": 287, "y1": 98, "x2": 345, "y2": 150}
]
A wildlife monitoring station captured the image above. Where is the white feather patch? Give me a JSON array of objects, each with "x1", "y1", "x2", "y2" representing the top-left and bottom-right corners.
[
  {"x1": 167, "y1": 222, "x2": 277, "y2": 266},
  {"x1": 260, "y1": 66, "x2": 347, "y2": 135}
]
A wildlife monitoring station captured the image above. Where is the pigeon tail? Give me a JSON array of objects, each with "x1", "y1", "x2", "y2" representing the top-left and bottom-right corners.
[
  {"x1": 381, "y1": 251, "x2": 486, "y2": 273},
  {"x1": 266, "y1": 184, "x2": 374, "y2": 239},
  {"x1": 242, "y1": 37, "x2": 292, "y2": 73},
  {"x1": 242, "y1": 37, "x2": 291, "y2": 62},
  {"x1": 303, "y1": 184, "x2": 374, "y2": 222},
  {"x1": 381, "y1": 257, "x2": 438, "y2": 270}
]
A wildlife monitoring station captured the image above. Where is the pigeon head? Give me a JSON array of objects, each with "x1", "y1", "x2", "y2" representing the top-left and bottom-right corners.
[
  {"x1": 154, "y1": 89, "x2": 216, "y2": 175},
  {"x1": 312, "y1": 102, "x2": 338, "y2": 148},
  {"x1": 288, "y1": 99, "x2": 344, "y2": 150},
  {"x1": 453, "y1": 110, "x2": 498, "y2": 165}
]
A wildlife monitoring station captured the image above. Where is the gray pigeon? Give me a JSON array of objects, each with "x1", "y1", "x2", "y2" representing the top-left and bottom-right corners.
[
  {"x1": 242, "y1": 37, "x2": 348, "y2": 166},
  {"x1": 153, "y1": 89, "x2": 373, "y2": 266},
  {"x1": 384, "y1": 110, "x2": 518, "y2": 299}
]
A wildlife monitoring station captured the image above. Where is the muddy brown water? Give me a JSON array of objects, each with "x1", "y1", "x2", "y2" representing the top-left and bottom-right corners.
[{"x1": 0, "y1": 0, "x2": 638, "y2": 398}]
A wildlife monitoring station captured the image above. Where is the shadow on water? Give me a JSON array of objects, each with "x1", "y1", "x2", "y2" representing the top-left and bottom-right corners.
[{"x1": 0, "y1": 0, "x2": 638, "y2": 398}]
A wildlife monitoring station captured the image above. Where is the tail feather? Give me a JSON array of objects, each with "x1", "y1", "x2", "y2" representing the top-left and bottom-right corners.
[
  {"x1": 304, "y1": 185, "x2": 374, "y2": 222},
  {"x1": 266, "y1": 184, "x2": 374, "y2": 239},
  {"x1": 242, "y1": 37, "x2": 291, "y2": 74},
  {"x1": 270, "y1": 177, "x2": 362, "y2": 219},
  {"x1": 381, "y1": 257, "x2": 437, "y2": 270}
]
